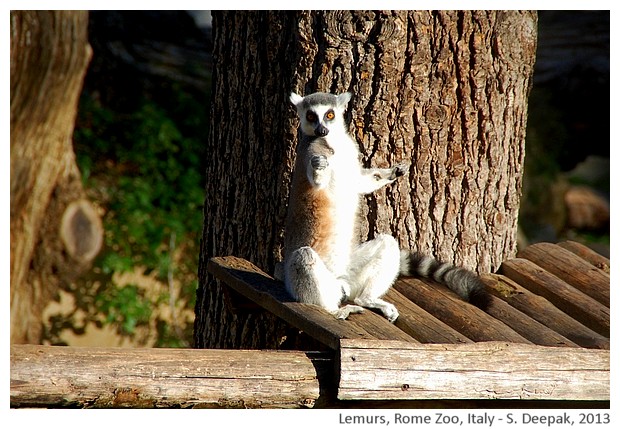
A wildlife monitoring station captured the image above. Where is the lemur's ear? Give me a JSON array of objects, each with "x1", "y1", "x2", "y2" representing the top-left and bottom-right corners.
[
  {"x1": 289, "y1": 92, "x2": 304, "y2": 106},
  {"x1": 336, "y1": 92, "x2": 352, "y2": 108}
]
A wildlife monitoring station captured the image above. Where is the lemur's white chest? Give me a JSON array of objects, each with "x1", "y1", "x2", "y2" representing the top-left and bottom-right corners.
[{"x1": 314, "y1": 136, "x2": 361, "y2": 275}]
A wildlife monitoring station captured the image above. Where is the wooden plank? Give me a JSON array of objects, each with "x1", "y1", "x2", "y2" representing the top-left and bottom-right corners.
[
  {"x1": 481, "y1": 274, "x2": 609, "y2": 349},
  {"x1": 480, "y1": 278, "x2": 578, "y2": 348},
  {"x1": 338, "y1": 339, "x2": 610, "y2": 401},
  {"x1": 558, "y1": 240, "x2": 610, "y2": 274},
  {"x1": 346, "y1": 309, "x2": 419, "y2": 343},
  {"x1": 518, "y1": 242, "x2": 610, "y2": 306},
  {"x1": 210, "y1": 256, "x2": 417, "y2": 346},
  {"x1": 394, "y1": 277, "x2": 530, "y2": 344},
  {"x1": 385, "y1": 288, "x2": 472, "y2": 344},
  {"x1": 11, "y1": 344, "x2": 327, "y2": 408},
  {"x1": 500, "y1": 258, "x2": 610, "y2": 337},
  {"x1": 208, "y1": 256, "x2": 378, "y2": 349}
]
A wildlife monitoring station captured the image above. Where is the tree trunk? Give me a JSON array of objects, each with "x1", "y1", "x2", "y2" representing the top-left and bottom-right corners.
[
  {"x1": 195, "y1": 11, "x2": 537, "y2": 349},
  {"x1": 10, "y1": 11, "x2": 100, "y2": 344}
]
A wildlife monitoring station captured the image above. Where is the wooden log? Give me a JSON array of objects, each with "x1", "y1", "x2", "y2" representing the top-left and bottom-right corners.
[
  {"x1": 338, "y1": 339, "x2": 610, "y2": 401},
  {"x1": 518, "y1": 242, "x2": 609, "y2": 306},
  {"x1": 480, "y1": 278, "x2": 578, "y2": 348},
  {"x1": 11, "y1": 344, "x2": 328, "y2": 408},
  {"x1": 481, "y1": 274, "x2": 609, "y2": 349},
  {"x1": 558, "y1": 241, "x2": 610, "y2": 274},
  {"x1": 394, "y1": 277, "x2": 530, "y2": 344},
  {"x1": 385, "y1": 288, "x2": 472, "y2": 344},
  {"x1": 500, "y1": 258, "x2": 610, "y2": 337}
]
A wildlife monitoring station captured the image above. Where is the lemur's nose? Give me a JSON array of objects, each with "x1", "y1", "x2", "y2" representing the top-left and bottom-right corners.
[{"x1": 315, "y1": 124, "x2": 329, "y2": 137}]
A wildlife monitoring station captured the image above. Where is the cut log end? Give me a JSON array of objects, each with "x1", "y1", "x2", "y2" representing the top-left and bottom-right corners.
[{"x1": 60, "y1": 199, "x2": 103, "y2": 263}]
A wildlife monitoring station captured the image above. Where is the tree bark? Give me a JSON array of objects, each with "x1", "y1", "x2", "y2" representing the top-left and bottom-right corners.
[
  {"x1": 195, "y1": 11, "x2": 537, "y2": 349},
  {"x1": 10, "y1": 11, "x2": 98, "y2": 344}
]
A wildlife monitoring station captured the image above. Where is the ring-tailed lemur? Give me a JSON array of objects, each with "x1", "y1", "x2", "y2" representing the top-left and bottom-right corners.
[{"x1": 276, "y1": 91, "x2": 489, "y2": 322}]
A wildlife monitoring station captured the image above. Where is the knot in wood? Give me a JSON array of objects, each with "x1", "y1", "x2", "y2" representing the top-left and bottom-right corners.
[
  {"x1": 324, "y1": 11, "x2": 405, "y2": 45},
  {"x1": 425, "y1": 104, "x2": 449, "y2": 130},
  {"x1": 325, "y1": 11, "x2": 373, "y2": 42}
]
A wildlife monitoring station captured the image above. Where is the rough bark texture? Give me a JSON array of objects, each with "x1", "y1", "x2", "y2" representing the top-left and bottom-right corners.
[
  {"x1": 10, "y1": 11, "x2": 97, "y2": 344},
  {"x1": 195, "y1": 11, "x2": 537, "y2": 349}
]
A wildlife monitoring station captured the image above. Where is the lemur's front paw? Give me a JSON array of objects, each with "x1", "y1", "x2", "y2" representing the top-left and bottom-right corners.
[
  {"x1": 311, "y1": 155, "x2": 329, "y2": 170},
  {"x1": 390, "y1": 162, "x2": 411, "y2": 180}
]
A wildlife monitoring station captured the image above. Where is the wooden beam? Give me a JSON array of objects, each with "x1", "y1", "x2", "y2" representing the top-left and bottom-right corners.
[
  {"x1": 338, "y1": 339, "x2": 609, "y2": 401},
  {"x1": 482, "y1": 288, "x2": 578, "y2": 348},
  {"x1": 557, "y1": 241, "x2": 610, "y2": 274},
  {"x1": 394, "y1": 277, "x2": 530, "y2": 343},
  {"x1": 500, "y1": 258, "x2": 610, "y2": 337},
  {"x1": 518, "y1": 242, "x2": 610, "y2": 306},
  {"x1": 385, "y1": 288, "x2": 472, "y2": 344},
  {"x1": 482, "y1": 274, "x2": 609, "y2": 350},
  {"x1": 11, "y1": 344, "x2": 329, "y2": 408}
]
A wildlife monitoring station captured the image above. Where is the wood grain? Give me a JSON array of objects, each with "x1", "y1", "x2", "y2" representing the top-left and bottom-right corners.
[
  {"x1": 480, "y1": 283, "x2": 578, "y2": 348},
  {"x1": 11, "y1": 344, "x2": 326, "y2": 408},
  {"x1": 558, "y1": 241, "x2": 610, "y2": 274},
  {"x1": 500, "y1": 258, "x2": 610, "y2": 337},
  {"x1": 385, "y1": 288, "x2": 472, "y2": 344},
  {"x1": 338, "y1": 339, "x2": 610, "y2": 401},
  {"x1": 481, "y1": 274, "x2": 609, "y2": 349},
  {"x1": 518, "y1": 242, "x2": 610, "y2": 306},
  {"x1": 394, "y1": 277, "x2": 530, "y2": 343}
]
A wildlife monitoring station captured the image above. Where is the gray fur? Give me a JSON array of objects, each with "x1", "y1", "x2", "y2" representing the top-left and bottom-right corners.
[
  {"x1": 399, "y1": 250, "x2": 490, "y2": 309},
  {"x1": 293, "y1": 92, "x2": 351, "y2": 110}
]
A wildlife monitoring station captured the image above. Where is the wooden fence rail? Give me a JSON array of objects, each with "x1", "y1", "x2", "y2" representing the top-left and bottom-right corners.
[{"x1": 10, "y1": 344, "x2": 329, "y2": 408}]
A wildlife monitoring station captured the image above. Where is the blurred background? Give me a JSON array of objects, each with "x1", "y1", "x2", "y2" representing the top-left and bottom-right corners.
[{"x1": 41, "y1": 10, "x2": 609, "y2": 348}]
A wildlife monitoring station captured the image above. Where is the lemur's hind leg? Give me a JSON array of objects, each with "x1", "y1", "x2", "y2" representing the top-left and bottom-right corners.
[
  {"x1": 346, "y1": 234, "x2": 400, "y2": 322},
  {"x1": 285, "y1": 246, "x2": 364, "y2": 319}
]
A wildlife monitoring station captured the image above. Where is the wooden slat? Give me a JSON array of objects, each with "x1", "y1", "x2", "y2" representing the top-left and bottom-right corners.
[
  {"x1": 482, "y1": 274, "x2": 609, "y2": 349},
  {"x1": 500, "y1": 258, "x2": 610, "y2": 337},
  {"x1": 394, "y1": 277, "x2": 530, "y2": 344},
  {"x1": 346, "y1": 309, "x2": 419, "y2": 343},
  {"x1": 208, "y1": 256, "x2": 376, "y2": 349},
  {"x1": 558, "y1": 240, "x2": 610, "y2": 273},
  {"x1": 480, "y1": 280, "x2": 578, "y2": 348},
  {"x1": 385, "y1": 288, "x2": 472, "y2": 344},
  {"x1": 338, "y1": 339, "x2": 610, "y2": 401},
  {"x1": 209, "y1": 256, "x2": 418, "y2": 348},
  {"x1": 11, "y1": 344, "x2": 326, "y2": 408},
  {"x1": 518, "y1": 242, "x2": 610, "y2": 306}
]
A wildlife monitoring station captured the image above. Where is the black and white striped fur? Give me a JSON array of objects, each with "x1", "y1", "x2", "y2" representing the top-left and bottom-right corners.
[{"x1": 399, "y1": 251, "x2": 490, "y2": 309}]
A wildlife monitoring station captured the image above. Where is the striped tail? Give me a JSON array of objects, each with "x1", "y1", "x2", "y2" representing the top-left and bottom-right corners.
[{"x1": 399, "y1": 250, "x2": 490, "y2": 310}]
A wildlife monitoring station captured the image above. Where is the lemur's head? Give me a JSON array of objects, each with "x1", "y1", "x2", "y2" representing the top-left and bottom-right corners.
[{"x1": 290, "y1": 92, "x2": 351, "y2": 137}]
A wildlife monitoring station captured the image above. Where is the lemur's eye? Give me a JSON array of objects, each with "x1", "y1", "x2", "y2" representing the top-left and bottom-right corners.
[
  {"x1": 306, "y1": 112, "x2": 317, "y2": 122},
  {"x1": 325, "y1": 110, "x2": 335, "y2": 120}
]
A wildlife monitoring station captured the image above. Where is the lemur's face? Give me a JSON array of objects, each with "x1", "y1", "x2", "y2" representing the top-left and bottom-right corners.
[{"x1": 290, "y1": 92, "x2": 351, "y2": 137}]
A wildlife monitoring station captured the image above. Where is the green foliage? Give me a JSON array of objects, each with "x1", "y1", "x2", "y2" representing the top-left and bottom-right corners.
[
  {"x1": 95, "y1": 284, "x2": 152, "y2": 336},
  {"x1": 72, "y1": 86, "x2": 207, "y2": 345}
]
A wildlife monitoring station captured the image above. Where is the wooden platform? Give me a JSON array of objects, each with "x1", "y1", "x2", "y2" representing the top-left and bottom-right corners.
[{"x1": 208, "y1": 241, "x2": 610, "y2": 402}]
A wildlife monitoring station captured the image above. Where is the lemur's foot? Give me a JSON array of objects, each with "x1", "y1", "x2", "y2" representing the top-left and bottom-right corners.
[{"x1": 333, "y1": 304, "x2": 364, "y2": 320}]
